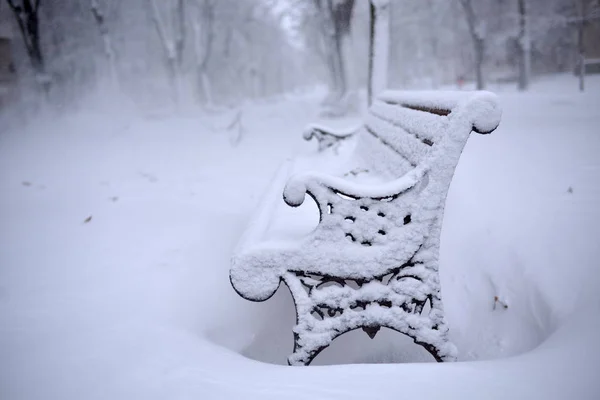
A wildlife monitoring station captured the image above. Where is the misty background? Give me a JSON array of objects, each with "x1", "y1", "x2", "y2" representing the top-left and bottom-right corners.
[
  {"x1": 1, "y1": 2, "x2": 600, "y2": 399},
  {"x1": 0, "y1": 0, "x2": 598, "y2": 116}
]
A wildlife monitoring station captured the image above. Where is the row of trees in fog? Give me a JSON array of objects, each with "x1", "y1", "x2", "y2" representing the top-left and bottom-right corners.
[
  {"x1": 456, "y1": 0, "x2": 598, "y2": 91},
  {"x1": 2, "y1": 0, "x2": 598, "y2": 111},
  {"x1": 3, "y1": 0, "x2": 308, "y2": 108}
]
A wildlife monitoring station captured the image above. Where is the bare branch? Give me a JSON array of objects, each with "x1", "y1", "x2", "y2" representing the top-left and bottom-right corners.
[{"x1": 6, "y1": 0, "x2": 20, "y2": 12}]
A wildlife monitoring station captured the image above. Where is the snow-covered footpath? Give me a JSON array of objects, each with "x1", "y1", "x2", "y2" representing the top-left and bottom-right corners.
[{"x1": 1, "y1": 75, "x2": 599, "y2": 399}]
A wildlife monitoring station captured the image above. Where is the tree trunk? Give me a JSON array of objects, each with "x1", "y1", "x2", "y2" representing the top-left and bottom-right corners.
[
  {"x1": 427, "y1": 0, "x2": 441, "y2": 89},
  {"x1": 148, "y1": 0, "x2": 186, "y2": 105},
  {"x1": 27, "y1": 7, "x2": 43, "y2": 71},
  {"x1": 367, "y1": 2, "x2": 375, "y2": 105},
  {"x1": 174, "y1": 0, "x2": 185, "y2": 67},
  {"x1": 368, "y1": 0, "x2": 390, "y2": 105},
  {"x1": 459, "y1": 0, "x2": 485, "y2": 90},
  {"x1": 192, "y1": 0, "x2": 215, "y2": 106},
  {"x1": 320, "y1": 0, "x2": 341, "y2": 102},
  {"x1": 578, "y1": 25, "x2": 585, "y2": 92},
  {"x1": 517, "y1": 0, "x2": 531, "y2": 90},
  {"x1": 576, "y1": 0, "x2": 586, "y2": 92},
  {"x1": 333, "y1": 28, "x2": 346, "y2": 96},
  {"x1": 474, "y1": 36, "x2": 484, "y2": 90},
  {"x1": 90, "y1": 0, "x2": 119, "y2": 88},
  {"x1": 315, "y1": 0, "x2": 354, "y2": 104},
  {"x1": 7, "y1": 0, "x2": 44, "y2": 74}
]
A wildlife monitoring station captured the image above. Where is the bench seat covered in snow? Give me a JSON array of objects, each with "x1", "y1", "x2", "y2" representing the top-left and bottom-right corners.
[{"x1": 230, "y1": 90, "x2": 502, "y2": 366}]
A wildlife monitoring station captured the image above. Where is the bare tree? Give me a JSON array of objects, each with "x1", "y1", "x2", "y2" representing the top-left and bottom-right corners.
[
  {"x1": 572, "y1": 0, "x2": 594, "y2": 92},
  {"x1": 315, "y1": 0, "x2": 339, "y2": 101},
  {"x1": 90, "y1": 0, "x2": 118, "y2": 87},
  {"x1": 313, "y1": 0, "x2": 355, "y2": 103},
  {"x1": 190, "y1": 0, "x2": 215, "y2": 106},
  {"x1": 425, "y1": 0, "x2": 444, "y2": 88},
  {"x1": 148, "y1": 0, "x2": 186, "y2": 103},
  {"x1": 575, "y1": 0, "x2": 585, "y2": 91},
  {"x1": 517, "y1": 0, "x2": 531, "y2": 90},
  {"x1": 5, "y1": 0, "x2": 43, "y2": 74},
  {"x1": 458, "y1": 0, "x2": 485, "y2": 89},
  {"x1": 368, "y1": 0, "x2": 390, "y2": 105}
]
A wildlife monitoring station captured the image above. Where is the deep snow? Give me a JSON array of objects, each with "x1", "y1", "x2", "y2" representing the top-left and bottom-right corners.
[{"x1": 1, "y1": 74, "x2": 599, "y2": 399}]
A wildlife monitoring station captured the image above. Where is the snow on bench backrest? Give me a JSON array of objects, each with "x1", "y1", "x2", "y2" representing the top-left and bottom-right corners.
[{"x1": 354, "y1": 90, "x2": 501, "y2": 180}]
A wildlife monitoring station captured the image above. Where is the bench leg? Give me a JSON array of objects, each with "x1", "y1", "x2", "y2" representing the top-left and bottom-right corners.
[
  {"x1": 283, "y1": 272, "x2": 457, "y2": 366},
  {"x1": 288, "y1": 331, "x2": 334, "y2": 366},
  {"x1": 288, "y1": 321, "x2": 456, "y2": 366}
]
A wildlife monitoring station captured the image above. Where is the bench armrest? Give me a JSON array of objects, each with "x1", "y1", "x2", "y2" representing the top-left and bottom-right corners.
[
  {"x1": 283, "y1": 166, "x2": 427, "y2": 207},
  {"x1": 303, "y1": 124, "x2": 361, "y2": 152}
]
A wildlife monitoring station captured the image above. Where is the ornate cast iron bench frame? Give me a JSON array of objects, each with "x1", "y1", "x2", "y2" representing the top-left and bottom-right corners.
[{"x1": 230, "y1": 91, "x2": 501, "y2": 366}]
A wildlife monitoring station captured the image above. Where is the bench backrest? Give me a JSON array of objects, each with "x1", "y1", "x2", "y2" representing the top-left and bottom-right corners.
[{"x1": 353, "y1": 91, "x2": 501, "y2": 182}]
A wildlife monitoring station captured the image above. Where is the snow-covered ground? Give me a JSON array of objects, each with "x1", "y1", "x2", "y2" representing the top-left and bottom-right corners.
[{"x1": 1, "y1": 74, "x2": 599, "y2": 399}]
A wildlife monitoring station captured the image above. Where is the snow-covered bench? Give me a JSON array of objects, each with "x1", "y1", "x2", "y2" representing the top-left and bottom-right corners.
[{"x1": 230, "y1": 91, "x2": 502, "y2": 366}]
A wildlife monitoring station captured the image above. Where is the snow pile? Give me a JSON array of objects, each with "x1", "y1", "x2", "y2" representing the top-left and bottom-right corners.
[{"x1": 1, "y1": 75, "x2": 600, "y2": 398}]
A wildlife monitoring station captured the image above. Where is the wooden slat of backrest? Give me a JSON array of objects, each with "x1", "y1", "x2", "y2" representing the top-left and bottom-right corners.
[
  {"x1": 370, "y1": 100, "x2": 448, "y2": 145},
  {"x1": 354, "y1": 127, "x2": 414, "y2": 178},
  {"x1": 364, "y1": 111, "x2": 431, "y2": 167}
]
